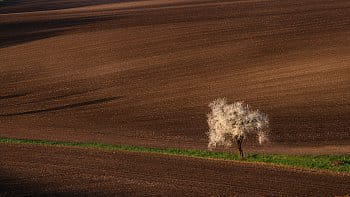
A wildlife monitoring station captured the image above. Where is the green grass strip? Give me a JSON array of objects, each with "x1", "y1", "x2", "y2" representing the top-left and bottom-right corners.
[{"x1": 1, "y1": 137, "x2": 349, "y2": 173}]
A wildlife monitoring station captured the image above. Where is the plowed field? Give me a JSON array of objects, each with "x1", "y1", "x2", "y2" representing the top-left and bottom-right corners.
[
  {"x1": 1, "y1": 143, "x2": 350, "y2": 196},
  {"x1": 1, "y1": 0, "x2": 349, "y2": 149}
]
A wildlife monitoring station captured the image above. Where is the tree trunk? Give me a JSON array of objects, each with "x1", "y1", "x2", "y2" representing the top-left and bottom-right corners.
[{"x1": 236, "y1": 138, "x2": 244, "y2": 159}]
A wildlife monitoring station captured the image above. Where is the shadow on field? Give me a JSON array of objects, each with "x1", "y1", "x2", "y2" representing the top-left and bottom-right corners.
[
  {"x1": 0, "y1": 0, "x2": 138, "y2": 14},
  {"x1": 0, "y1": 169, "x2": 133, "y2": 196},
  {"x1": 0, "y1": 93, "x2": 28, "y2": 100},
  {"x1": 0, "y1": 30, "x2": 67, "y2": 48},
  {"x1": 0, "y1": 96, "x2": 123, "y2": 117},
  {"x1": 0, "y1": 170, "x2": 72, "y2": 196},
  {"x1": 0, "y1": 15, "x2": 120, "y2": 48}
]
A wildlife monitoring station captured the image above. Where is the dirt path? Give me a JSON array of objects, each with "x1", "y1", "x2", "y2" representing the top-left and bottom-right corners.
[{"x1": 0, "y1": 143, "x2": 349, "y2": 196}]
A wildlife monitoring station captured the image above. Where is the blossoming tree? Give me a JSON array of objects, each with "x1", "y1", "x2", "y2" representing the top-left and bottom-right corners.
[{"x1": 207, "y1": 98, "x2": 269, "y2": 159}]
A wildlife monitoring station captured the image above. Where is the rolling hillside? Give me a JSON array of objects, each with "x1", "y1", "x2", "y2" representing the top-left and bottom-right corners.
[{"x1": 1, "y1": 0, "x2": 349, "y2": 152}]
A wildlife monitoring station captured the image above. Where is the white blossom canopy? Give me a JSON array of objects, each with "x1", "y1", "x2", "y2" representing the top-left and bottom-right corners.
[{"x1": 207, "y1": 98, "x2": 269, "y2": 149}]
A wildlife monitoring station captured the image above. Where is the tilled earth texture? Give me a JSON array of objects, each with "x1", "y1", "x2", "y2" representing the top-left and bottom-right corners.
[
  {"x1": 1, "y1": 1, "x2": 350, "y2": 151},
  {"x1": 1, "y1": 143, "x2": 350, "y2": 196},
  {"x1": 1, "y1": 0, "x2": 350, "y2": 195}
]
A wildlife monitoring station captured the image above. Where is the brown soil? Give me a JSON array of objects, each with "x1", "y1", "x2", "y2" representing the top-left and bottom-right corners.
[
  {"x1": 1, "y1": 143, "x2": 349, "y2": 196},
  {"x1": 0, "y1": 0, "x2": 349, "y2": 153}
]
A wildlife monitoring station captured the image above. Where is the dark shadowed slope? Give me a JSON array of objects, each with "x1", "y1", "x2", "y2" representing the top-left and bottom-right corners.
[
  {"x1": 0, "y1": 0, "x2": 349, "y2": 152},
  {"x1": 1, "y1": 143, "x2": 350, "y2": 196},
  {"x1": 0, "y1": 0, "x2": 137, "y2": 14}
]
